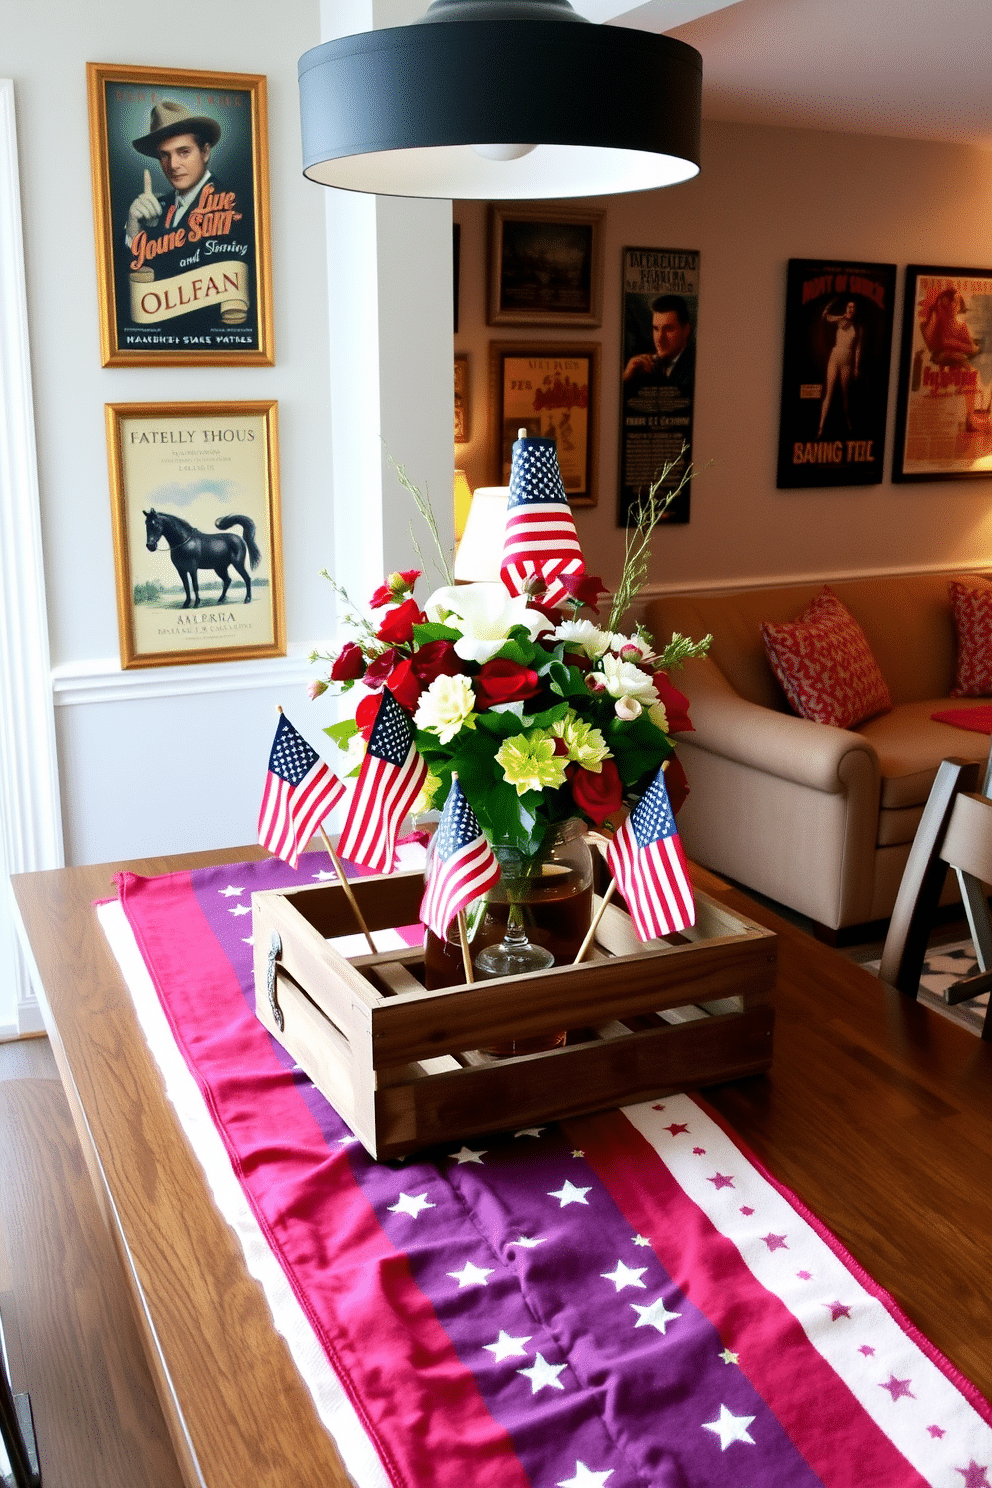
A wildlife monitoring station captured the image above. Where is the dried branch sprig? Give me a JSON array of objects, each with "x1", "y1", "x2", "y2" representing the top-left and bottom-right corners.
[
  {"x1": 654, "y1": 630, "x2": 713, "y2": 671},
  {"x1": 314, "y1": 572, "x2": 383, "y2": 654},
  {"x1": 385, "y1": 449, "x2": 454, "y2": 587},
  {"x1": 607, "y1": 445, "x2": 695, "y2": 634}
]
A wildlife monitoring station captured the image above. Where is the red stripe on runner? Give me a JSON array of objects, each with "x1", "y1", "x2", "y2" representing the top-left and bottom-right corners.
[
  {"x1": 117, "y1": 870, "x2": 531, "y2": 1488},
  {"x1": 565, "y1": 1106, "x2": 931, "y2": 1488}
]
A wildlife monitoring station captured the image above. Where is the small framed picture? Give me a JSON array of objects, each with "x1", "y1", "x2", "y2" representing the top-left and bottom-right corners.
[
  {"x1": 87, "y1": 62, "x2": 274, "y2": 366},
  {"x1": 488, "y1": 206, "x2": 604, "y2": 327},
  {"x1": 105, "y1": 401, "x2": 285, "y2": 669},
  {"x1": 892, "y1": 264, "x2": 992, "y2": 481},
  {"x1": 489, "y1": 342, "x2": 599, "y2": 506},
  {"x1": 454, "y1": 354, "x2": 470, "y2": 444}
]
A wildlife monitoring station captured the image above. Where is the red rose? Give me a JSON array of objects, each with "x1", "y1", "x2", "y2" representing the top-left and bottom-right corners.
[
  {"x1": 386, "y1": 656, "x2": 423, "y2": 712},
  {"x1": 413, "y1": 640, "x2": 462, "y2": 687},
  {"x1": 472, "y1": 659, "x2": 541, "y2": 711},
  {"x1": 665, "y1": 754, "x2": 690, "y2": 814},
  {"x1": 559, "y1": 572, "x2": 609, "y2": 613},
  {"x1": 329, "y1": 641, "x2": 366, "y2": 681},
  {"x1": 571, "y1": 759, "x2": 623, "y2": 826},
  {"x1": 355, "y1": 692, "x2": 380, "y2": 740},
  {"x1": 362, "y1": 647, "x2": 397, "y2": 690},
  {"x1": 652, "y1": 671, "x2": 693, "y2": 733},
  {"x1": 376, "y1": 598, "x2": 424, "y2": 646},
  {"x1": 369, "y1": 568, "x2": 421, "y2": 609}
]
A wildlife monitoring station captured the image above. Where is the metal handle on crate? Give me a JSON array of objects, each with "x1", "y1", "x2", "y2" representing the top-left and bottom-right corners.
[{"x1": 266, "y1": 931, "x2": 285, "y2": 1032}]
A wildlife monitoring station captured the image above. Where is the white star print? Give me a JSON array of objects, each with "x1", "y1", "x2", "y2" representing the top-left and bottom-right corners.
[
  {"x1": 517, "y1": 1353, "x2": 566, "y2": 1393},
  {"x1": 512, "y1": 1235, "x2": 547, "y2": 1248},
  {"x1": 388, "y1": 1192, "x2": 435, "y2": 1218},
  {"x1": 336, "y1": 1134, "x2": 360, "y2": 1145},
  {"x1": 515, "y1": 1127, "x2": 545, "y2": 1139},
  {"x1": 484, "y1": 1330, "x2": 531, "y2": 1362},
  {"x1": 703, "y1": 1405, "x2": 756, "y2": 1450},
  {"x1": 719, "y1": 1348, "x2": 740, "y2": 1365},
  {"x1": 218, "y1": 885, "x2": 245, "y2": 897},
  {"x1": 549, "y1": 1180, "x2": 591, "y2": 1207},
  {"x1": 242, "y1": 936, "x2": 253, "y2": 945},
  {"x1": 631, "y1": 1298, "x2": 681, "y2": 1333},
  {"x1": 230, "y1": 904, "x2": 252, "y2": 917},
  {"x1": 571, "y1": 1149, "x2": 585, "y2": 1158},
  {"x1": 601, "y1": 1260, "x2": 647, "y2": 1291},
  {"x1": 557, "y1": 1465, "x2": 614, "y2": 1488},
  {"x1": 450, "y1": 1146, "x2": 487, "y2": 1164},
  {"x1": 632, "y1": 1235, "x2": 652, "y2": 1247},
  {"x1": 448, "y1": 1261, "x2": 494, "y2": 1288},
  {"x1": 312, "y1": 869, "x2": 336, "y2": 880}
]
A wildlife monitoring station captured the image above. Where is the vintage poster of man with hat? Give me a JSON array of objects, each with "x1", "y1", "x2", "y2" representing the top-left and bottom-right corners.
[{"x1": 88, "y1": 63, "x2": 273, "y2": 366}]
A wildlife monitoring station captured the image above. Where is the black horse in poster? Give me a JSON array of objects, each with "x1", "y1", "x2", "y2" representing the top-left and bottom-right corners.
[{"x1": 143, "y1": 509, "x2": 261, "y2": 608}]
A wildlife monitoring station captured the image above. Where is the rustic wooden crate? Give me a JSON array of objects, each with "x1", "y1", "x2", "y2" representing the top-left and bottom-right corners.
[{"x1": 251, "y1": 870, "x2": 776, "y2": 1160}]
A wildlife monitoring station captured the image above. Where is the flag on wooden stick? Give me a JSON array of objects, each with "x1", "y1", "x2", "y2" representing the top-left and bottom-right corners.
[
  {"x1": 606, "y1": 767, "x2": 695, "y2": 940},
  {"x1": 337, "y1": 690, "x2": 427, "y2": 873},
  {"x1": 420, "y1": 777, "x2": 500, "y2": 940},
  {"x1": 258, "y1": 713, "x2": 346, "y2": 869},
  {"x1": 500, "y1": 434, "x2": 585, "y2": 608}
]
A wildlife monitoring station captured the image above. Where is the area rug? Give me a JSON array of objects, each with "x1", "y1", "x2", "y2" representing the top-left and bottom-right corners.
[{"x1": 857, "y1": 939, "x2": 989, "y2": 1037}]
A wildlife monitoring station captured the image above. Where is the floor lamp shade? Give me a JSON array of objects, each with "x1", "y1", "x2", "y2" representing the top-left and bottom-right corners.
[
  {"x1": 453, "y1": 487, "x2": 510, "y2": 581},
  {"x1": 299, "y1": 1, "x2": 702, "y2": 200}
]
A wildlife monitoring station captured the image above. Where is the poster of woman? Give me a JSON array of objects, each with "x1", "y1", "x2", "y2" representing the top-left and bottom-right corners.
[
  {"x1": 892, "y1": 264, "x2": 992, "y2": 480},
  {"x1": 776, "y1": 259, "x2": 895, "y2": 488},
  {"x1": 87, "y1": 63, "x2": 273, "y2": 366}
]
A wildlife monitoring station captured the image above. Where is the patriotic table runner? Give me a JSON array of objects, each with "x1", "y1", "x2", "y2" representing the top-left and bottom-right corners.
[{"x1": 100, "y1": 852, "x2": 992, "y2": 1488}]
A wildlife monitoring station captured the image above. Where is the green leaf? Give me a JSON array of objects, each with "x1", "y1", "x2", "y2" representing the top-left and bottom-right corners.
[
  {"x1": 411, "y1": 622, "x2": 461, "y2": 645},
  {"x1": 490, "y1": 637, "x2": 537, "y2": 666},
  {"x1": 475, "y1": 710, "x2": 527, "y2": 738},
  {"x1": 529, "y1": 700, "x2": 568, "y2": 729},
  {"x1": 324, "y1": 718, "x2": 358, "y2": 746}
]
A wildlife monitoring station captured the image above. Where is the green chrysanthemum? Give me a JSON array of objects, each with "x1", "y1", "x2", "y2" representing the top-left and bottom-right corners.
[
  {"x1": 551, "y1": 711, "x2": 612, "y2": 771},
  {"x1": 495, "y1": 731, "x2": 569, "y2": 796}
]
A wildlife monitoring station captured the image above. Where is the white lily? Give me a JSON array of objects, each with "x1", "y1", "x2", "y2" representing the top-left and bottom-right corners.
[
  {"x1": 425, "y1": 582, "x2": 551, "y2": 664},
  {"x1": 599, "y1": 652, "x2": 660, "y2": 705}
]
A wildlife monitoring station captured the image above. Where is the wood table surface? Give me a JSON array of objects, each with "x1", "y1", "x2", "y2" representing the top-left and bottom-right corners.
[{"x1": 11, "y1": 845, "x2": 992, "y2": 1488}]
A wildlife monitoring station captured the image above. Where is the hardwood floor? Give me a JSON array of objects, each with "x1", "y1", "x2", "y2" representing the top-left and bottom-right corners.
[{"x1": 0, "y1": 1036, "x2": 184, "y2": 1488}]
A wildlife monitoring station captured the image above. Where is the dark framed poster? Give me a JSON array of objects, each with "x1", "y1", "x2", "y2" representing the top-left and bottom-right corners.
[
  {"x1": 618, "y1": 247, "x2": 699, "y2": 527},
  {"x1": 776, "y1": 259, "x2": 896, "y2": 488},
  {"x1": 892, "y1": 264, "x2": 992, "y2": 481},
  {"x1": 87, "y1": 62, "x2": 273, "y2": 366},
  {"x1": 489, "y1": 342, "x2": 598, "y2": 506}
]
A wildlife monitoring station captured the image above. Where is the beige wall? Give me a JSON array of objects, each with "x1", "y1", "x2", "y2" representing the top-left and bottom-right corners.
[{"x1": 454, "y1": 119, "x2": 992, "y2": 602}]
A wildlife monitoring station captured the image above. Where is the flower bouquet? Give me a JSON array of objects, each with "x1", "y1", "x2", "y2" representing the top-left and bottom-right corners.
[{"x1": 307, "y1": 437, "x2": 710, "y2": 990}]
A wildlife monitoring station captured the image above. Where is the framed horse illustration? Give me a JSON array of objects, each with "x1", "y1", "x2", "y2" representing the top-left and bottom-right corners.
[{"x1": 105, "y1": 400, "x2": 285, "y2": 668}]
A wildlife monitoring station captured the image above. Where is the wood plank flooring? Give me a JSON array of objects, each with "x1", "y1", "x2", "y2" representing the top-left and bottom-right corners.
[{"x1": 0, "y1": 1036, "x2": 184, "y2": 1488}]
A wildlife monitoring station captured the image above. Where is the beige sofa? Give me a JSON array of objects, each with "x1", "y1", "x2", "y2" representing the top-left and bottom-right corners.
[{"x1": 646, "y1": 572, "x2": 992, "y2": 937}]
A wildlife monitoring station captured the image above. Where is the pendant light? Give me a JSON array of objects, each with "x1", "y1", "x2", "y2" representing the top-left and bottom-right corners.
[{"x1": 298, "y1": 0, "x2": 701, "y2": 200}]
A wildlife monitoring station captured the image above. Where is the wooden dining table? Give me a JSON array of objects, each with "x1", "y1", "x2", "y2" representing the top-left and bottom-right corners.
[{"x1": 11, "y1": 844, "x2": 992, "y2": 1488}]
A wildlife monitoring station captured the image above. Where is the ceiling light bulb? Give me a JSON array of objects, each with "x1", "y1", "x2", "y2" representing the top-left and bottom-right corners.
[{"x1": 471, "y1": 142, "x2": 537, "y2": 161}]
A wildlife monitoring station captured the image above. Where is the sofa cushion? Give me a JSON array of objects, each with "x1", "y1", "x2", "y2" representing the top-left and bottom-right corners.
[
  {"x1": 760, "y1": 588, "x2": 891, "y2": 728},
  {"x1": 949, "y1": 578, "x2": 992, "y2": 696},
  {"x1": 855, "y1": 698, "x2": 992, "y2": 808}
]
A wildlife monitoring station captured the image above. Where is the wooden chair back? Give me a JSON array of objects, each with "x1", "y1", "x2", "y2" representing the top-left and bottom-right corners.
[{"x1": 878, "y1": 757, "x2": 992, "y2": 1040}]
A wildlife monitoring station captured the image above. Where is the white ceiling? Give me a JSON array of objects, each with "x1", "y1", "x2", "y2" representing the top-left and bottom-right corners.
[{"x1": 577, "y1": 0, "x2": 992, "y2": 149}]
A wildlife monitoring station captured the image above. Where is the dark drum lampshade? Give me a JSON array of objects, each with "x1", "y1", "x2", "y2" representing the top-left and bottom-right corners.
[{"x1": 298, "y1": 0, "x2": 702, "y2": 200}]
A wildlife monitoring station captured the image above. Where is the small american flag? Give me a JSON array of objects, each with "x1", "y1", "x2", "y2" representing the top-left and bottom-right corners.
[
  {"x1": 258, "y1": 713, "x2": 346, "y2": 869},
  {"x1": 500, "y1": 435, "x2": 585, "y2": 608},
  {"x1": 420, "y1": 778, "x2": 501, "y2": 939},
  {"x1": 606, "y1": 767, "x2": 695, "y2": 940},
  {"x1": 337, "y1": 690, "x2": 427, "y2": 873}
]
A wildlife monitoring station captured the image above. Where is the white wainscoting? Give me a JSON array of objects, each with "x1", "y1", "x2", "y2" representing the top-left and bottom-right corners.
[{"x1": 52, "y1": 648, "x2": 336, "y2": 867}]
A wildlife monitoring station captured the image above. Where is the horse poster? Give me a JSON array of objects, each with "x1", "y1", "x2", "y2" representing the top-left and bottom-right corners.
[
  {"x1": 106, "y1": 401, "x2": 285, "y2": 668},
  {"x1": 87, "y1": 63, "x2": 274, "y2": 367}
]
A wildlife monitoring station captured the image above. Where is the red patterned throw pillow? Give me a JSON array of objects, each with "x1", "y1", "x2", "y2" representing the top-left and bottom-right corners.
[
  {"x1": 761, "y1": 587, "x2": 892, "y2": 728},
  {"x1": 949, "y1": 579, "x2": 992, "y2": 696}
]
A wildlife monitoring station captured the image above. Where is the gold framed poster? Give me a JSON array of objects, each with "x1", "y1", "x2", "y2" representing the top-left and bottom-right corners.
[
  {"x1": 489, "y1": 343, "x2": 598, "y2": 506},
  {"x1": 87, "y1": 62, "x2": 274, "y2": 366},
  {"x1": 488, "y1": 206, "x2": 604, "y2": 327},
  {"x1": 106, "y1": 401, "x2": 285, "y2": 669}
]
